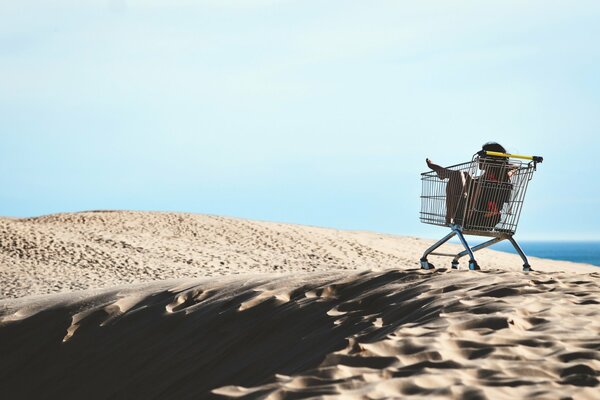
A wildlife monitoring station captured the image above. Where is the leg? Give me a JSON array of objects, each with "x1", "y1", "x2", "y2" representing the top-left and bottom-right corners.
[
  {"x1": 426, "y1": 158, "x2": 449, "y2": 179},
  {"x1": 446, "y1": 172, "x2": 470, "y2": 225},
  {"x1": 453, "y1": 227, "x2": 480, "y2": 270},
  {"x1": 426, "y1": 160, "x2": 470, "y2": 225},
  {"x1": 420, "y1": 231, "x2": 457, "y2": 269},
  {"x1": 508, "y1": 236, "x2": 532, "y2": 271},
  {"x1": 451, "y1": 237, "x2": 505, "y2": 268}
]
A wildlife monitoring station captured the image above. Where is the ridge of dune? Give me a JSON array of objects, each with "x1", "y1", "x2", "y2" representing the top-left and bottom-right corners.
[
  {"x1": 0, "y1": 210, "x2": 596, "y2": 299},
  {"x1": 1, "y1": 268, "x2": 599, "y2": 399}
]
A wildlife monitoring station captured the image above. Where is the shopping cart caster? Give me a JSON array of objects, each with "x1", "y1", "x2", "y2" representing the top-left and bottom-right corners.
[
  {"x1": 522, "y1": 264, "x2": 533, "y2": 272},
  {"x1": 468, "y1": 260, "x2": 480, "y2": 271},
  {"x1": 420, "y1": 259, "x2": 435, "y2": 270}
]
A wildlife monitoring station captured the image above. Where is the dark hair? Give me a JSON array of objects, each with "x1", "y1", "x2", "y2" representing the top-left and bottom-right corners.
[
  {"x1": 479, "y1": 142, "x2": 510, "y2": 181},
  {"x1": 480, "y1": 141, "x2": 508, "y2": 163},
  {"x1": 482, "y1": 142, "x2": 506, "y2": 153}
]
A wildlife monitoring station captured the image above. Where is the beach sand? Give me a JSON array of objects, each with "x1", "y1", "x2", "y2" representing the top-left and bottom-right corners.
[{"x1": 1, "y1": 211, "x2": 598, "y2": 399}]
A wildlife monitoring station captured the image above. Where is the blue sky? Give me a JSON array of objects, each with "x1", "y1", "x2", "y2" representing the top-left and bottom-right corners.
[{"x1": 1, "y1": 1, "x2": 599, "y2": 240}]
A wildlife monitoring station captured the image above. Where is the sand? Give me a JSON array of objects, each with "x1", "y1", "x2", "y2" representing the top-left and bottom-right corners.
[
  {"x1": 0, "y1": 211, "x2": 599, "y2": 399},
  {"x1": 0, "y1": 211, "x2": 595, "y2": 299}
]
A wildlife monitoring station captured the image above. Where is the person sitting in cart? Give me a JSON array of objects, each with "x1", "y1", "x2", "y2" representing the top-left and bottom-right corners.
[{"x1": 426, "y1": 142, "x2": 515, "y2": 230}]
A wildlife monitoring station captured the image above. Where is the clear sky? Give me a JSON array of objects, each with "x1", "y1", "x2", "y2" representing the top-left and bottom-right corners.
[{"x1": 1, "y1": 1, "x2": 599, "y2": 240}]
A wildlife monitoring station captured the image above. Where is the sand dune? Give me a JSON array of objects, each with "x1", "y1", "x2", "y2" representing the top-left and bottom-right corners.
[
  {"x1": 1, "y1": 269, "x2": 599, "y2": 399},
  {"x1": 1, "y1": 211, "x2": 599, "y2": 399},
  {"x1": 0, "y1": 211, "x2": 595, "y2": 299}
]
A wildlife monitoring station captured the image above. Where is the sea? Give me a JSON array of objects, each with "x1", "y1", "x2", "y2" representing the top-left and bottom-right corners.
[{"x1": 491, "y1": 241, "x2": 600, "y2": 267}]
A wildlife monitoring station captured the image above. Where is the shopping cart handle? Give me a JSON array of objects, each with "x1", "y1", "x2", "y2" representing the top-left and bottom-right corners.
[{"x1": 479, "y1": 150, "x2": 543, "y2": 163}]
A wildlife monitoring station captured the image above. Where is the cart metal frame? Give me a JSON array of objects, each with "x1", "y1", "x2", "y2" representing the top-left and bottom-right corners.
[{"x1": 419, "y1": 150, "x2": 543, "y2": 271}]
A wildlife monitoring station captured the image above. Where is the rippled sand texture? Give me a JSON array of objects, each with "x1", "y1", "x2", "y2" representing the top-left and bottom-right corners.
[
  {"x1": 1, "y1": 269, "x2": 599, "y2": 399},
  {"x1": 0, "y1": 211, "x2": 595, "y2": 298}
]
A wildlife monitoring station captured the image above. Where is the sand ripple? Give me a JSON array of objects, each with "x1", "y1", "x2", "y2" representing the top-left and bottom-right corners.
[{"x1": 1, "y1": 268, "x2": 599, "y2": 399}]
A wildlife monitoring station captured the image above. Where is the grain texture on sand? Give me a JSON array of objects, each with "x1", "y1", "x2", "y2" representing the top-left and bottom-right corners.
[
  {"x1": 0, "y1": 211, "x2": 596, "y2": 299},
  {"x1": 1, "y1": 211, "x2": 599, "y2": 399},
  {"x1": 1, "y1": 269, "x2": 600, "y2": 399}
]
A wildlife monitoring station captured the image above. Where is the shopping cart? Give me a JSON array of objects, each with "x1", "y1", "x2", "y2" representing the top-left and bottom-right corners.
[{"x1": 419, "y1": 150, "x2": 543, "y2": 271}]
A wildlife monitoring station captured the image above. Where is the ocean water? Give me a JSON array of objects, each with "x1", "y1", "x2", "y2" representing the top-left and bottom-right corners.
[{"x1": 491, "y1": 241, "x2": 600, "y2": 267}]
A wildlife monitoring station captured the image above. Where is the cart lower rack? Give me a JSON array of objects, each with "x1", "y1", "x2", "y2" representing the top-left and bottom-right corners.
[{"x1": 419, "y1": 150, "x2": 543, "y2": 271}]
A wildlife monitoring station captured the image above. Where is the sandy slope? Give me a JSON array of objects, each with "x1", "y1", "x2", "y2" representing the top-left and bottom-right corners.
[
  {"x1": 0, "y1": 211, "x2": 595, "y2": 299},
  {"x1": 1, "y1": 269, "x2": 599, "y2": 399},
  {"x1": 0, "y1": 211, "x2": 599, "y2": 399}
]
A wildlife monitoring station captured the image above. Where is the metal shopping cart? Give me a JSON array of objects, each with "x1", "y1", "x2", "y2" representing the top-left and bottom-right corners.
[{"x1": 419, "y1": 150, "x2": 543, "y2": 271}]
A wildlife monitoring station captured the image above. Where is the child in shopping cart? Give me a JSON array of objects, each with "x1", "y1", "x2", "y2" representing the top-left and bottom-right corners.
[{"x1": 426, "y1": 142, "x2": 515, "y2": 229}]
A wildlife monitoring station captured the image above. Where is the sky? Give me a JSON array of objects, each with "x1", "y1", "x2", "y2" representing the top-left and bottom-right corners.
[{"x1": 1, "y1": 0, "x2": 599, "y2": 240}]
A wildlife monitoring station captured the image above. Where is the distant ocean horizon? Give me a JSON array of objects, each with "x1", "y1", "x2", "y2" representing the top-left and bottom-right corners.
[
  {"x1": 446, "y1": 239, "x2": 600, "y2": 267},
  {"x1": 492, "y1": 241, "x2": 600, "y2": 267}
]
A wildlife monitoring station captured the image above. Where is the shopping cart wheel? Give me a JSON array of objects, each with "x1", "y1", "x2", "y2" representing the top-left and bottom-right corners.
[
  {"x1": 420, "y1": 259, "x2": 435, "y2": 270},
  {"x1": 522, "y1": 264, "x2": 533, "y2": 272},
  {"x1": 451, "y1": 261, "x2": 459, "y2": 269},
  {"x1": 468, "y1": 260, "x2": 480, "y2": 271}
]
